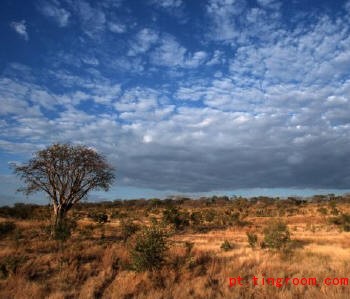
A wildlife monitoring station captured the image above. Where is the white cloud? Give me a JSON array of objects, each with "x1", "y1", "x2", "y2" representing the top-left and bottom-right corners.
[
  {"x1": 150, "y1": 35, "x2": 186, "y2": 66},
  {"x1": 206, "y1": 50, "x2": 225, "y2": 66},
  {"x1": 100, "y1": 0, "x2": 124, "y2": 9},
  {"x1": 128, "y1": 28, "x2": 159, "y2": 56},
  {"x1": 70, "y1": 0, "x2": 106, "y2": 37},
  {"x1": 149, "y1": 35, "x2": 207, "y2": 68},
  {"x1": 206, "y1": 0, "x2": 282, "y2": 43},
  {"x1": 114, "y1": 87, "x2": 174, "y2": 121},
  {"x1": 108, "y1": 22, "x2": 126, "y2": 33},
  {"x1": 345, "y1": 0, "x2": 350, "y2": 13},
  {"x1": 10, "y1": 20, "x2": 29, "y2": 40},
  {"x1": 184, "y1": 51, "x2": 208, "y2": 68},
  {"x1": 81, "y1": 56, "x2": 99, "y2": 66},
  {"x1": 206, "y1": 0, "x2": 246, "y2": 41},
  {"x1": 0, "y1": 78, "x2": 41, "y2": 116},
  {"x1": 153, "y1": 0, "x2": 182, "y2": 8},
  {"x1": 37, "y1": 0, "x2": 71, "y2": 27},
  {"x1": 256, "y1": 0, "x2": 281, "y2": 10},
  {"x1": 91, "y1": 82, "x2": 121, "y2": 104},
  {"x1": 149, "y1": 0, "x2": 186, "y2": 22}
]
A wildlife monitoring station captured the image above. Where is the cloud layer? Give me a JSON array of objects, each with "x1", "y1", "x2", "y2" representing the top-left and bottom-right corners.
[{"x1": 2, "y1": 0, "x2": 350, "y2": 201}]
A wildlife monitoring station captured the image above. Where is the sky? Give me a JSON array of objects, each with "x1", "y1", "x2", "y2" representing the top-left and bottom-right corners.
[{"x1": 1, "y1": 0, "x2": 350, "y2": 205}]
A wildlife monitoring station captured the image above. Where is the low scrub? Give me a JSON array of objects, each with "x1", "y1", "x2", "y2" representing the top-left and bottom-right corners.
[
  {"x1": 0, "y1": 221, "x2": 16, "y2": 238},
  {"x1": 120, "y1": 220, "x2": 139, "y2": 242},
  {"x1": 162, "y1": 207, "x2": 189, "y2": 231},
  {"x1": 246, "y1": 232, "x2": 258, "y2": 249},
  {"x1": 130, "y1": 225, "x2": 168, "y2": 272},
  {"x1": 88, "y1": 212, "x2": 108, "y2": 223},
  {"x1": 262, "y1": 220, "x2": 290, "y2": 250},
  {"x1": 328, "y1": 213, "x2": 350, "y2": 231},
  {"x1": 220, "y1": 240, "x2": 233, "y2": 251}
]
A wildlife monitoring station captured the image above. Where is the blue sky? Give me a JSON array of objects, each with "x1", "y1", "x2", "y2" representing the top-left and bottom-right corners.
[{"x1": 1, "y1": 0, "x2": 350, "y2": 205}]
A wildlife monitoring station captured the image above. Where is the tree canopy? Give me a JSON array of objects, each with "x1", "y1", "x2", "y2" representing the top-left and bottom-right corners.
[{"x1": 13, "y1": 143, "x2": 115, "y2": 231}]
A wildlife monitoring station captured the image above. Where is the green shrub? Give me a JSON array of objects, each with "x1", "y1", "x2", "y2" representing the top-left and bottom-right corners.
[
  {"x1": 331, "y1": 208, "x2": 340, "y2": 216},
  {"x1": 0, "y1": 221, "x2": 16, "y2": 237},
  {"x1": 88, "y1": 212, "x2": 108, "y2": 223},
  {"x1": 220, "y1": 240, "x2": 233, "y2": 251},
  {"x1": 328, "y1": 213, "x2": 350, "y2": 231},
  {"x1": 120, "y1": 220, "x2": 139, "y2": 242},
  {"x1": 203, "y1": 209, "x2": 216, "y2": 223},
  {"x1": 329, "y1": 201, "x2": 340, "y2": 215},
  {"x1": 0, "y1": 203, "x2": 45, "y2": 220},
  {"x1": 53, "y1": 219, "x2": 76, "y2": 241},
  {"x1": 246, "y1": 232, "x2": 258, "y2": 248},
  {"x1": 184, "y1": 241, "x2": 194, "y2": 255},
  {"x1": 79, "y1": 224, "x2": 95, "y2": 239},
  {"x1": 0, "y1": 256, "x2": 28, "y2": 279},
  {"x1": 317, "y1": 207, "x2": 328, "y2": 215},
  {"x1": 190, "y1": 211, "x2": 202, "y2": 226},
  {"x1": 262, "y1": 220, "x2": 290, "y2": 250},
  {"x1": 131, "y1": 225, "x2": 168, "y2": 272},
  {"x1": 162, "y1": 207, "x2": 189, "y2": 230}
]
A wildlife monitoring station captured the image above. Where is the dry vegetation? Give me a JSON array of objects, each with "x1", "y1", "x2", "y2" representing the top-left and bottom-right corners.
[{"x1": 1, "y1": 195, "x2": 350, "y2": 298}]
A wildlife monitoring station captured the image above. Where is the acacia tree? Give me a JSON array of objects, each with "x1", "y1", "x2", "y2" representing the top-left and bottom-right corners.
[{"x1": 13, "y1": 143, "x2": 115, "y2": 233}]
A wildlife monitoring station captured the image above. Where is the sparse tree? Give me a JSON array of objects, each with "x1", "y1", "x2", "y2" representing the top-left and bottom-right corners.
[{"x1": 12, "y1": 143, "x2": 115, "y2": 235}]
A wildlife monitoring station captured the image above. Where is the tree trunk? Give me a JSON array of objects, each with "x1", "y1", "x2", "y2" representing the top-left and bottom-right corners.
[{"x1": 52, "y1": 206, "x2": 67, "y2": 238}]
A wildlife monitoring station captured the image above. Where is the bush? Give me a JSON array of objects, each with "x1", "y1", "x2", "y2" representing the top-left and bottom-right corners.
[
  {"x1": 317, "y1": 207, "x2": 328, "y2": 215},
  {"x1": 190, "y1": 211, "x2": 202, "y2": 226},
  {"x1": 328, "y1": 213, "x2": 350, "y2": 231},
  {"x1": 88, "y1": 212, "x2": 108, "y2": 223},
  {"x1": 120, "y1": 220, "x2": 139, "y2": 242},
  {"x1": 329, "y1": 201, "x2": 340, "y2": 215},
  {"x1": 131, "y1": 225, "x2": 168, "y2": 271},
  {"x1": 203, "y1": 209, "x2": 216, "y2": 223},
  {"x1": 246, "y1": 232, "x2": 258, "y2": 248},
  {"x1": 0, "y1": 256, "x2": 28, "y2": 279},
  {"x1": 0, "y1": 221, "x2": 16, "y2": 237},
  {"x1": 0, "y1": 203, "x2": 44, "y2": 220},
  {"x1": 162, "y1": 207, "x2": 189, "y2": 230},
  {"x1": 262, "y1": 220, "x2": 290, "y2": 250},
  {"x1": 53, "y1": 219, "x2": 76, "y2": 241},
  {"x1": 220, "y1": 240, "x2": 233, "y2": 251}
]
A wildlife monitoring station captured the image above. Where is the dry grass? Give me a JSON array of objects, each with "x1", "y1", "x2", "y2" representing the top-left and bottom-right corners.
[{"x1": 1, "y1": 200, "x2": 350, "y2": 298}]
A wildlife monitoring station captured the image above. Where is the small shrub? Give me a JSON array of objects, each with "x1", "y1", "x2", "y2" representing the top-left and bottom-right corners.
[
  {"x1": 0, "y1": 221, "x2": 16, "y2": 237},
  {"x1": 0, "y1": 203, "x2": 45, "y2": 220},
  {"x1": 230, "y1": 212, "x2": 250, "y2": 227},
  {"x1": 203, "y1": 209, "x2": 216, "y2": 223},
  {"x1": 331, "y1": 208, "x2": 340, "y2": 216},
  {"x1": 246, "y1": 232, "x2": 258, "y2": 248},
  {"x1": 184, "y1": 241, "x2": 194, "y2": 255},
  {"x1": 329, "y1": 201, "x2": 340, "y2": 215},
  {"x1": 329, "y1": 213, "x2": 350, "y2": 231},
  {"x1": 89, "y1": 212, "x2": 108, "y2": 223},
  {"x1": 131, "y1": 225, "x2": 168, "y2": 271},
  {"x1": 188, "y1": 252, "x2": 212, "y2": 276},
  {"x1": 317, "y1": 207, "x2": 328, "y2": 215},
  {"x1": 150, "y1": 216, "x2": 158, "y2": 225},
  {"x1": 190, "y1": 211, "x2": 202, "y2": 226},
  {"x1": 162, "y1": 207, "x2": 189, "y2": 230},
  {"x1": 262, "y1": 220, "x2": 290, "y2": 250},
  {"x1": 0, "y1": 256, "x2": 28, "y2": 279},
  {"x1": 121, "y1": 220, "x2": 139, "y2": 242},
  {"x1": 79, "y1": 224, "x2": 95, "y2": 239},
  {"x1": 53, "y1": 219, "x2": 76, "y2": 241},
  {"x1": 220, "y1": 240, "x2": 233, "y2": 251}
]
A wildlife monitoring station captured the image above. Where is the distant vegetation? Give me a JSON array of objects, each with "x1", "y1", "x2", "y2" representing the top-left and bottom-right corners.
[{"x1": 1, "y1": 193, "x2": 350, "y2": 298}]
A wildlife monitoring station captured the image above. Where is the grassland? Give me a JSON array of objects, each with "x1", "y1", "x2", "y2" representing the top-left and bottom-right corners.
[{"x1": 1, "y1": 195, "x2": 350, "y2": 298}]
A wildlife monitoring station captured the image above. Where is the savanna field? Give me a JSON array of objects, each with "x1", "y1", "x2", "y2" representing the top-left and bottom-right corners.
[{"x1": 1, "y1": 196, "x2": 350, "y2": 299}]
